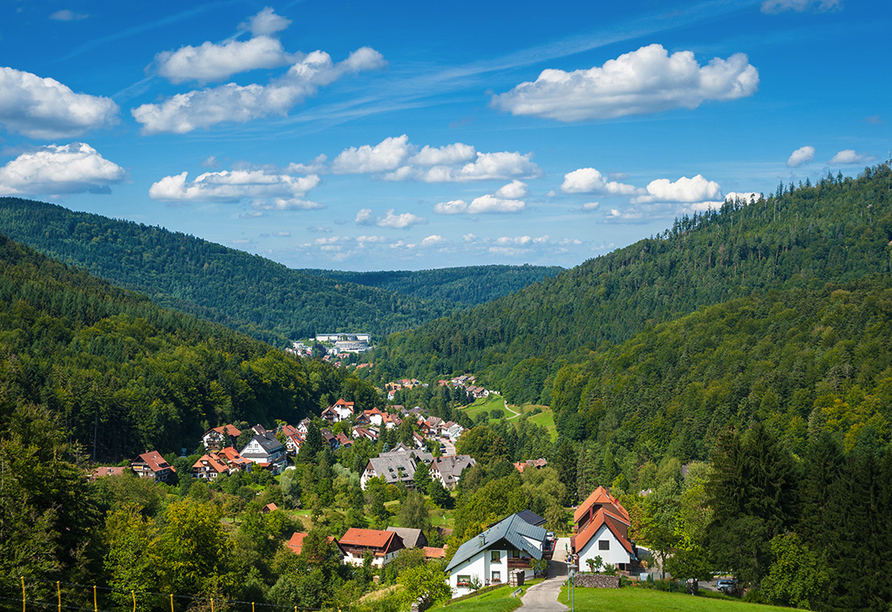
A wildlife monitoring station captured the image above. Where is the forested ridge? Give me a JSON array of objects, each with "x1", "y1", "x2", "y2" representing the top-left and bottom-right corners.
[
  {"x1": 0, "y1": 197, "x2": 459, "y2": 345},
  {"x1": 0, "y1": 231, "x2": 378, "y2": 460},
  {"x1": 371, "y1": 165, "x2": 892, "y2": 401},
  {"x1": 296, "y1": 264, "x2": 564, "y2": 306}
]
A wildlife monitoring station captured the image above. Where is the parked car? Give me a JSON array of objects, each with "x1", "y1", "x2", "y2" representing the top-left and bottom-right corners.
[{"x1": 716, "y1": 579, "x2": 738, "y2": 594}]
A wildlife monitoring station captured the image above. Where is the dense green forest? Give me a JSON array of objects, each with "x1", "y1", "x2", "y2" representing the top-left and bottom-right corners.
[
  {"x1": 371, "y1": 165, "x2": 892, "y2": 400},
  {"x1": 0, "y1": 231, "x2": 378, "y2": 460},
  {"x1": 0, "y1": 198, "x2": 458, "y2": 345},
  {"x1": 297, "y1": 264, "x2": 564, "y2": 306}
]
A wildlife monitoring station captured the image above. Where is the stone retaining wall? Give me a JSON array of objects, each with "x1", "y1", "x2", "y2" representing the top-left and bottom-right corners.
[{"x1": 574, "y1": 574, "x2": 621, "y2": 588}]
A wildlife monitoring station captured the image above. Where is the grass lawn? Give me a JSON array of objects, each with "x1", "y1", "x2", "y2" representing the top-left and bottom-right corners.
[
  {"x1": 557, "y1": 585, "x2": 800, "y2": 611},
  {"x1": 524, "y1": 407, "x2": 557, "y2": 441},
  {"x1": 432, "y1": 579, "x2": 542, "y2": 612},
  {"x1": 459, "y1": 395, "x2": 508, "y2": 420}
]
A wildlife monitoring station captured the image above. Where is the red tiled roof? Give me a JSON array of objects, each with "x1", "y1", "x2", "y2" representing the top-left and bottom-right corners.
[
  {"x1": 213, "y1": 424, "x2": 242, "y2": 437},
  {"x1": 92, "y1": 466, "x2": 127, "y2": 478},
  {"x1": 339, "y1": 528, "x2": 397, "y2": 552},
  {"x1": 423, "y1": 546, "x2": 446, "y2": 559},
  {"x1": 263, "y1": 503, "x2": 278, "y2": 512},
  {"x1": 574, "y1": 507, "x2": 634, "y2": 555},
  {"x1": 574, "y1": 486, "x2": 623, "y2": 524},
  {"x1": 138, "y1": 451, "x2": 175, "y2": 473},
  {"x1": 193, "y1": 454, "x2": 228, "y2": 474},
  {"x1": 287, "y1": 532, "x2": 342, "y2": 556},
  {"x1": 334, "y1": 398, "x2": 355, "y2": 408},
  {"x1": 217, "y1": 446, "x2": 249, "y2": 467}
]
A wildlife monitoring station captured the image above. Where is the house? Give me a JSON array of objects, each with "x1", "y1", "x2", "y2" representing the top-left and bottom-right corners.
[
  {"x1": 286, "y1": 532, "x2": 345, "y2": 560},
  {"x1": 571, "y1": 486, "x2": 636, "y2": 572},
  {"x1": 352, "y1": 426, "x2": 377, "y2": 442},
  {"x1": 445, "y1": 512, "x2": 548, "y2": 596},
  {"x1": 191, "y1": 453, "x2": 231, "y2": 480},
  {"x1": 489, "y1": 509, "x2": 546, "y2": 529},
  {"x1": 262, "y1": 503, "x2": 279, "y2": 514},
  {"x1": 423, "y1": 547, "x2": 446, "y2": 560},
  {"x1": 296, "y1": 418, "x2": 311, "y2": 434},
  {"x1": 320, "y1": 406, "x2": 339, "y2": 423},
  {"x1": 429, "y1": 455, "x2": 476, "y2": 490},
  {"x1": 335, "y1": 432, "x2": 353, "y2": 448},
  {"x1": 239, "y1": 432, "x2": 287, "y2": 474},
  {"x1": 381, "y1": 412, "x2": 402, "y2": 430},
  {"x1": 411, "y1": 431, "x2": 426, "y2": 449},
  {"x1": 514, "y1": 458, "x2": 548, "y2": 473},
  {"x1": 338, "y1": 528, "x2": 404, "y2": 567},
  {"x1": 201, "y1": 424, "x2": 242, "y2": 451},
  {"x1": 443, "y1": 422, "x2": 463, "y2": 442},
  {"x1": 217, "y1": 446, "x2": 251, "y2": 472},
  {"x1": 321, "y1": 429, "x2": 339, "y2": 450},
  {"x1": 331, "y1": 398, "x2": 355, "y2": 421},
  {"x1": 131, "y1": 451, "x2": 176, "y2": 483},
  {"x1": 360, "y1": 446, "x2": 433, "y2": 490},
  {"x1": 359, "y1": 408, "x2": 385, "y2": 427},
  {"x1": 386, "y1": 527, "x2": 428, "y2": 549},
  {"x1": 284, "y1": 431, "x2": 305, "y2": 455}
]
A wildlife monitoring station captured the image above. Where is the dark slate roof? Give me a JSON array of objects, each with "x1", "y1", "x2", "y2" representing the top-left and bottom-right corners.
[
  {"x1": 386, "y1": 527, "x2": 427, "y2": 549},
  {"x1": 516, "y1": 509, "x2": 547, "y2": 527},
  {"x1": 445, "y1": 512, "x2": 547, "y2": 573}
]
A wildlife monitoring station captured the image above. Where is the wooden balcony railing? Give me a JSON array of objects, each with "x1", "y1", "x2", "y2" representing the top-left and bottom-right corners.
[{"x1": 507, "y1": 558, "x2": 531, "y2": 569}]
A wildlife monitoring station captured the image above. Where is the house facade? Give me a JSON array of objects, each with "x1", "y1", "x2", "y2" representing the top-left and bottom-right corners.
[
  {"x1": 429, "y1": 454, "x2": 476, "y2": 490},
  {"x1": 446, "y1": 512, "x2": 547, "y2": 597},
  {"x1": 360, "y1": 445, "x2": 433, "y2": 490},
  {"x1": 131, "y1": 451, "x2": 176, "y2": 482},
  {"x1": 572, "y1": 486, "x2": 637, "y2": 571},
  {"x1": 239, "y1": 432, "x2": 287, "y2": 474},
  {"x1": 338, "y1": 528, "x2": 404, "y2": 567},
  {"x1": 201, "y1": 424, "x2": 242, "y2": 451}
]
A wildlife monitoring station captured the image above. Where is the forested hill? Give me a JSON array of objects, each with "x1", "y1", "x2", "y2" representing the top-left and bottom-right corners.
[
  {"x1": 296, "y1": 264, "x2": 564, "y2": 306},
  {"x1": 0, "y1": 198, "x2": 457, "y2": 345},
  {"x1": 371, "y1": 165, "x2": 892, "y2": 398},
  {"x1": 0, "y1": 231, "x2": 378, "y2": 460}
]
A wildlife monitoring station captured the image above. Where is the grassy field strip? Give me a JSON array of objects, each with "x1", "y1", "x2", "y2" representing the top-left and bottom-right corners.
[{"x1": 557, "y1": 586, "x2": 800, "y2": 611}]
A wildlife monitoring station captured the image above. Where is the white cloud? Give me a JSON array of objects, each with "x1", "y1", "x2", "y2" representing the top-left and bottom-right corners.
[
  {"x1": 761, "y1": 0, "x2": 840, "y2": 13},
  {"x1": 408, "y1": 143, "x2": 476, "y2": 166},
  {"x1": 0, "y1": 143, "x2": 125, "y2": 196},
  {"x1": 148, "y1": 169, "x2": 320, "y2": 204},
  {"x1": 0, "y1": 67, "x2": 118, "y2": 138},
  {"x1": 561, "y1": 167, "x2": 639, "y2": 195},
  {"x1": 201, "y1": 156, "x2": 219, "y2": 168},
  {"x1": 421, "y1": 235, "x2": 447, "y2": 247},
  {"x1": 463, "y1": 233, "x2": 477, "y2": 242},
  {"x1": 633, "y1": 175, "x2": 723, "y2": 204},
  {"x1": 155, "y1": 36, "x2": 292, "y2": 84},
  {"x1": 332, "y1": 135, "x2": 412, "y2": 173},
  {"x1": 377, "y1": 209, "x2": 428, "y2": 228},
  {"x1": 384, "y1": 150, "x2": 541, "y2": 182},
  {"x1": 787, "y1": 145, "x2": 815, "y2": 167},
  {"x1": 829, "y1": 149, "x2": 874, "y2": 165},
  {"x1": 495, "y1": 180, "x2": 528, "y2": 199},
  {"x1": 357, "y1": 235, "x2": 387, "y2": 243},
  {"x1": 468, "y1": 194, "x2": 526, "y2": 214},
  {"x1": 355, "y1": 209, "x2": 376, "y2": 225},
  {"x1": 50, "y1": 9, "x2": 87, "y2": 21},
  {"x1": 582, "y1": 201, "x2": 600, "y2": 210},
  {"x1": 240, "y1": 7, "x2": 291, "y2": 36},
  {"x1": 286, "y1": 154, "x2": 328, "y2": 174},
  {"x1": 433, "y1": 200, "x2": 468, "y2": 215},
  {"x1": 492, "y1": 44, "x2": 758, "y2": 122},
  {"x1": 133, "y1": 47, "x2": 385, "y2": 134}
]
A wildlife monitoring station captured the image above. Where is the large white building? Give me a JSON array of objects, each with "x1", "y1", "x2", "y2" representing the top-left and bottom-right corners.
[{"x1": 445, "y1": 512, "x2": 547, "y2": 597}]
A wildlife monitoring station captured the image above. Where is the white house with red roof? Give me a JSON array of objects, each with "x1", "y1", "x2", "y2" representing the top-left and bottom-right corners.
[
  {"x1": 338, "y1": 527, "x2": 404, "y2": 567},
  {"x1": 131, "y1": 451, "x2": 176, "y2": 482},
  {"x1": 571, "y1": 486, "x2": 637, "y2": 571},
  {"x1": 202, "y1": 424, "x2": 242, "y2": 451}
]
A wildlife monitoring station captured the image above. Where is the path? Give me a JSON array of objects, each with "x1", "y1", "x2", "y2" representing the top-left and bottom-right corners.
[
  {"x1": 519, "y1": 537, "x2": 571, "y2": 611},
  {"x1": 504, "y1": 402, "x2": 521, "y2": 420}
]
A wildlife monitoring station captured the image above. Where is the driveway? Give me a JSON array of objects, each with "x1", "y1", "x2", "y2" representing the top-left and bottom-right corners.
[{"x1": 519, "y1": 538, "x2": 571, "y2": 611}]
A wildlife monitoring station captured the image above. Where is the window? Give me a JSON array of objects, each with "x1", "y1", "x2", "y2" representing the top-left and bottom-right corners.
[
  {"x1": 599, "y1": 540, "x2": 610, "y2": 550},
  {"x1": 457, "y1": 576, "x2": 470, "y2": 587},
  {"x1": 509, "y1": 549, "x2": 520, "y2": 558},
  {"x1": 491, "y1": 550, "x2": 501, "y2": 562},
  {"x1": 491, "y1": 571, "x2": 501, "y2": 583}
]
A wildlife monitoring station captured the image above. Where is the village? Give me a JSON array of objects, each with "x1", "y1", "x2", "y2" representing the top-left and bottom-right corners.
[{"x1": 90, "y1": 368, "x2": 644, "y2": 603}]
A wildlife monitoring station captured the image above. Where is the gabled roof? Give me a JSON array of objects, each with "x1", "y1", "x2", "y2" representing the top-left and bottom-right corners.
[
  {"x1": 339, "y1": 528, "x2": 400, "y2": 554},
  {"x1": 574, "y1": 507, "x2": 634, "y2": 555},
  {"x1": 423, "y1": 546, "x2": 446, "y2": 559},
  {"x1": 574, "y1": 485, "x2": 628, "y2": 524},
  {"x1": 217, "y1": 446, "x2": 249, "y2": 466},
  {"x1": 287, "y1": 532, "x2": 343, "y2": 556},
  {"x1": 334, "y1": 398, "x2": 355, "y2": 408},
  {"x1": 446, "y1": 512, "x2": 547, "y2": 573},
  {"x1": 193, "y1": 454, "x2": 228, "y2": 474},
  {"x1": 136, "y1": 451, "x2": 174, "y2": 473},
  {"x1": 430, "y1": 455, "x2": 476, "y2": 485},
  {"x1": 386, "y1": 527, "x2": 427, "y2": 549}
]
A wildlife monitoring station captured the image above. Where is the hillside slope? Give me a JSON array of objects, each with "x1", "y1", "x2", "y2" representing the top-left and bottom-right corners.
[
  {"x1": 0, "y1": 198, "x2": 457, "y2": 345},
  {"x1": 371, "y1": 166, "x2": 892, "y2": 398},
  {"x1": 0, "y1": 231, "x2": 377, "y2": 460},
  {"x1": 297, "y1": 264, "x2": 564, "y2": 305}
]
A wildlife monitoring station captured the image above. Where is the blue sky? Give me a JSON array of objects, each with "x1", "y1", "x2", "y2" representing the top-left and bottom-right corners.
[{"x1": 0, "y1": 0, "x2": 889, "y2": 271}]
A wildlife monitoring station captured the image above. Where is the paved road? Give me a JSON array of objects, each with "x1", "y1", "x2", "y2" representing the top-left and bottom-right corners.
[{"x1": 519, "y1": 538, "x2": 571, "y2": 611}]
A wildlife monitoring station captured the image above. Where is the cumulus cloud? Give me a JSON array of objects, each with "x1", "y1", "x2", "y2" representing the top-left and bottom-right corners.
[
  {"x1": 494, "y1": 180, "x2": 528, "y2": 199},
  {"x1": 240, "y1": 7, "x2": 291, "y2": 36},
  {"x1": 50, "y1": 9, "x2": 87, "y2": 20},
  {"x1": 761, "y1": 0, "x2": 840, "y2": 13},
  {"x1": 492, "y1": 43, "x2": 758, "y2": 122},
  {"x1": 421, "y1": 235, "x2": 447, "y2": 247},
  {"x1": 286, "y1": 154, "x2": 328, "y2": 174},
  {"x1": 433, "y1": 200, "x2": 468, "y2": 215},
  {"x1": 355, "y1": 208, "x2": 427, "y2": 228},
  {"x1": 561, "y1": 167, "x2": 639, "y2": 195},
  {"x1": 155, "y1": 36, "x2": 292, "y2": 84},
  {"x1": 332, "y1": 135, "x2": 412, "y2": 173},
  {"x1": 829, "y1": 149, "x2": 874, "y2": 165},
  {"x1": 148, "y1": 168, "x2": 320, "y2": 208},
  {"x1": 0, "y1": 67, "x2": 119, "y2": 138},
  {"x1": 582, "y1": 201, "x2": 600, "y2": 210},
  {"x1": 787, "y1": 145, "x2": 815, "y2": 167},
  {"x1": 133, "y1": 47, "x2": 385, "y2": 134},
  {"x1": 0, "y1": 143, "x2": 125, "y2": 196},
  {"x1": 335, "y1": 136, "x2": 541, "y2": 182},
  {"x1": 468, "y1": 194, "x2": 526, "y2": 214},
  {"x1": 633, "y1": 175, "x2": 723, "y2": 204}
]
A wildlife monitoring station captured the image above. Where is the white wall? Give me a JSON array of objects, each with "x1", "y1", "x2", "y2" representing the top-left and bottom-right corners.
[
  {"x1": 577, "y1": 525, "x2": 632, "y2": 569},
  {"x1": 447, "y1": 548, "x2": 534, "y2": 598}
]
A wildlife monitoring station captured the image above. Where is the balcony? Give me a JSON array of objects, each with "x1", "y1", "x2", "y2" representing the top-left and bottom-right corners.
[{"x1": 507, "y1": 558, "x2": 531, "y2": 569}]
